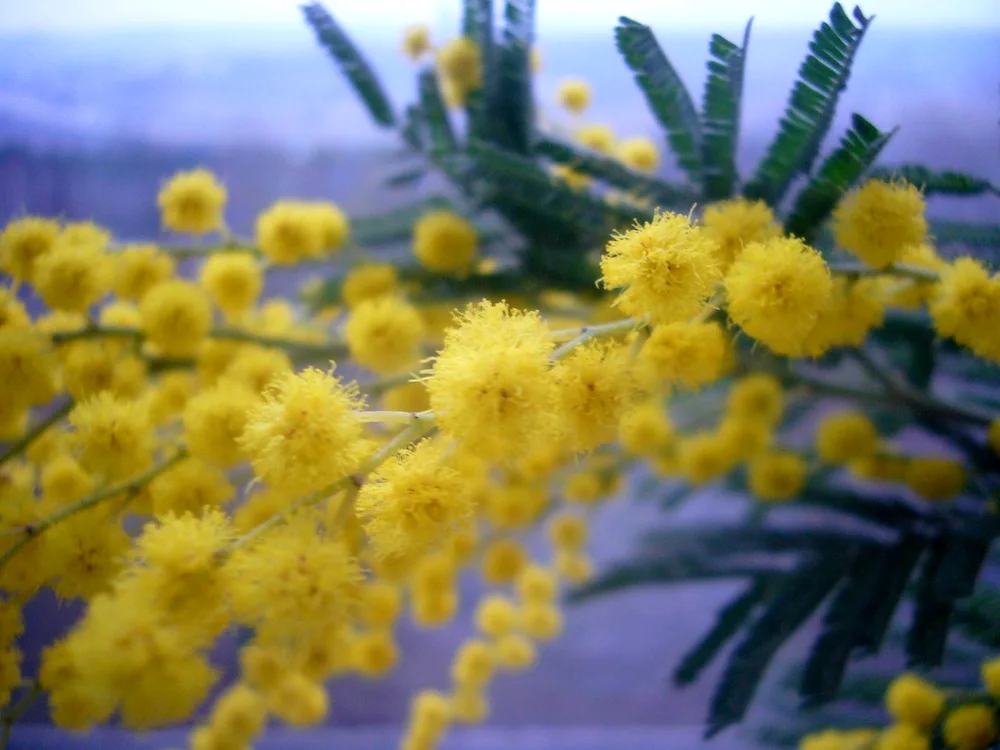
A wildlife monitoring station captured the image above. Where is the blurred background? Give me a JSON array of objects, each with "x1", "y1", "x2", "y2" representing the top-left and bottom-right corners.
[{"x1": 2, "y1": 0, "x2": 999, "y2": 745}]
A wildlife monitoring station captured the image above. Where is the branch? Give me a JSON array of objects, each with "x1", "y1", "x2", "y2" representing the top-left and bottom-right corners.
[{"x1": 0, "y1": 400, "x2": 73, "y2": 468}]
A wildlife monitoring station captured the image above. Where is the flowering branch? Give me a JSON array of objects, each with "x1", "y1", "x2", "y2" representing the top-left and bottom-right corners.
[
  {"x1": 0, "y1": 400, "x2": 73, "y2": 469},
  {"x1": 828, "y1": 261, "x2": 940, "y2": 282},
  {"x1": 550, "y1": 316, "x2": 645, "y2": 359}
]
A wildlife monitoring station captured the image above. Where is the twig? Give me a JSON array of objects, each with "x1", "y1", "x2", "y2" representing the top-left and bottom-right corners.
[
  {"x1": 828, "y1": 261, "x2": 939, "y2": 283},
  {"x1": 551, "y1": 317, "x2": 644, "y2": 359},
  {"x1": 0, "y1": 679, "x2": 41, "y2": 749},
  {"x1": 0, "y1": 400, "x2": 73, "y2": 468}
]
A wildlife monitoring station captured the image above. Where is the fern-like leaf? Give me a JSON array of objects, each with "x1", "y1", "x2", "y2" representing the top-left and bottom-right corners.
[
  {"x1": 700, "y1": 19, "x2": 752, "y2": 201},
  {"x1": 783, "y1": 113, "x2": 895, "y2": 242},
  {"x1": 493, "y1": 0, "x2": 536, "y2": 153},
  {"x1": 742, "y1": 3, "x2": 872, "y2": 206},
  {"x1": 615, "y1": 17, "x2": 702, "y2": 184},
  {"x1": 462, "y1": 0, "x2": 495, "y2": 142},
  {"x1": 931, "y1": 220, "x2": 1000, "y2": 252},
  {"x1": 869, "y1": 165, "x2": 1000, "y2": 198},
  {"x1": 302, "y1": 3, "x2": 396, "y2": 128},
  {"x1": 418, "y1": 70, "x2": 458, "y2": 154}
]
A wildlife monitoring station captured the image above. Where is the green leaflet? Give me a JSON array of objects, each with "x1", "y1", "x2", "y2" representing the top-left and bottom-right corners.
[
  {"x1": 494, "y1": 0, "x2": 536, "y2": 154},
  {"x1": 462, "y1": 0, "x2": 495, "y2": 142},
  {"x1": 782, "y1": 113, "x2": 896, "y2": 242},
  {"x1": 615, "y1": 17, "x2": 703, "y2": 184},
  {"x1": 870, "y1": 165, "x2": 1000, "y2": 197},
  {"x1": 852, "y1": 534, "x2": 925, "y2": 654},
  {"x1": 930, "y1": 220, "x2": 1000, "y2": 252},
  {"x1": 743, "y1": 3, "x2": 872, "y2": 207},
  {"x1": 301, "y1": 3, "x2": 396, "y2": 128},
  {"x1": 418, "y1": 70, "x2": 458, "y2": 154}
]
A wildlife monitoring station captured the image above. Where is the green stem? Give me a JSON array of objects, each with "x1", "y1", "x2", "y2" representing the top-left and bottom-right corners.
[
  {"x1": 551, "y1": 317, "x2": 643, "y2": 359},
  {"x1": 50, "y1": 326, "x2": 140, "y2": 345},
  {"x1": 0, "y1": 400, "x2": 73, "y2": 468},
  {"x1": 828, "y1": 261, "x2": 939, "y2": 282},
  {"x1": 0, "y1": 679, "x2": 41, "y2": 750},
  {"x1": 0, "y1": 451, "x2": 187, "y2": 575}
]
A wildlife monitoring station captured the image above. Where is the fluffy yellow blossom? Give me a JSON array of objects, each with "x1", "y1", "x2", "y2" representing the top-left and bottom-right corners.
[
  {"x1": 139, "y1": 280, "x2": 212, "y2": 357},
  {"x1": 34, "y1": 237, "x2": 111, "y2": 312},
  {"x1": 183, "y1": 380, "x2": 257, "y2": 467},
  {"x1": 255, "y1": 201, "x2": 324, "y2": 265},
  {"x1": 726, "y1": 374, "x2": 783, "y2": 426},
  {"x1": 717, "y1": 415, "x2": 773, "y2": 462},
  {"x1": 702, "y1": 198, "x2": 782, "y2": 271},
  {"x1": 554, "y1": 341, "x2": 637, "y2": 453},
  {"x1": 451, "y1": 638, "x2": 496, "y2": 687},
  {"x1": 833, "y1": 179, "x2": 927, "y2": 269},
  {"x1": 158, "y1": 168, "x2": 227, "y2": 234},
  {"x1": 382, "y1": 381, "x2": 431, "y2": 413},
  {"x1": 557, "y1": 78, "x2": 591, "y2": 113},
  {"x1": 637, "y1": 322, "x2": 728, "y2": 390},
  {"x1": 359, "y1": 581, "x2": 402, "y2": 627},
  {"x1": 402, "y1": 25, "x2": 431, "y2": 59},
  {"x1": 575, "y1": 123, "x2": 616, "y2": 153},
  {"x1": 352, "y1": 631, "x2": 400, "y2": 677},
  {"x1": 555, "y1": 550, "x2": 594, "y2": 583},
  {"x1": 601, "y1": 211, "x2": 721, "y2": 323},
  {"x1": 816, "y1": 411, "x2": 879, "y2": 464},
  {"x1": 147, "y1": 458, "x2": 234, "y2": 516},
  {"x1": 199, "y1": 252, "x2": 263, "y2": 317},
  {"x1": 239, "y1": 367, "x2": 367, "y2": 496},
  {"x1": 618, "y1": 396, "x2": 673, "y2": 455},
  {"x1": 678, "y1": 431, "x2": 736, "y2": 484},
  {"x1": 516, "y1": 564, "x2": 558, "y2": 603},
  {"x1": 520, "y1": 602, "x2": 563, "y2": 641},
  {"x1": 547, "y1": 512, "x2": 587, "y2": 551},
  {"x1": 413, "y1": 210, "x2": 477, "y2": 275},
  {"x1": 0, "y1": 287, "x2": 29, "y2": 330},
  {"x1": 40, "y1": 453, "x2": 93, "y2": 504},
  {"x1": 0, "y1": 327, "x2": 58, "y2": 408},
  {"x1": 48, "y1": 509, "x2": 130, "y2": 600},
  {"x1": 345, "y1": 296, "x2": 425, "y2": 374},
  {"x1": 147, "y1": 370, "x2": 196, "y2": 424},
  {"x1": 724, "y1": 236, "x2": 833, "y2": 356},
  {"x1": 905, "y1": 457, "x2": 965, "y2": 500},
  {"x1": 436, "y1": 37, "x2": 482, "y2": 92},
  {"x1": 483, "y1": 482, "x2": 548, "y2": 529},
  {"x1": 425, "y1": 301, "x2": 559, "y2": 463},
  {"x1": 222, "y1": 346, "x2": 292, "y2": 394},
  {"x1": 475, "y1": 595, "x2": 517, "y2": 638},
  {"x1": 208, "y1": 683, "x2": 267, "y2": 745},
  {"x1": 803, "y1": 278, "x2": 886, "y2": 356},
  {"x1": 886, "y1": 673, "x2": 945, "y2": 730},
  {"x1": 748, "y1": 451, "x2": 807, "y2": 502},
  {"x1": 113, "y1": 244, "x2": 175, "y2": 301},
  {"x1": 617, "y1": 136, "x2": 660, "y2": 172},
  {"x1": 564, "y1": 470, "x2": 603, "y2": 505},
  {"x1": 265, "y1": 671, "x2": 329, "y2": 726},
  {"x1": 451, "y1": 685, "x2": 489, "y2": 725},
  {"x1": 411, "y1": 588, "x2": 458, "y2": 627},
  {"x1": 876, "y1": 724, "x2": 929, "y2": 750},
  {"x1": 495, "y1": 633, "x2": 537, "y2": 671},
  {"x1": 943, "y1": 704, "x2": 998, "y2": 750},
  {"x1": 135, "y1": 510, "x2": 231, "y2": 577},
  {"x1": 930, "y1": 258, "x2": 1000, "y2": 363},
  {"x1": 60, "y1": 341, "x2": 143, "y2": 400},
  {"x1": 307, "y1": 201, "x2": 350, "y2": 252},
  {"x1": 342, "y1": 263, "x2": 399, "y2": 309},
  {"x1": 0, "y1": 216, "x2": 60, "y2": 282},
  {"x1": 481, "y1": 538, "x2": 528, "y2": 586},
  {"x1": 69, "y1": 393, "x2": 153, "y2": 480}
]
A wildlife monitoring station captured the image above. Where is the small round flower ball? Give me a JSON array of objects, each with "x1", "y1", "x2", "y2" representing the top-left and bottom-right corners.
[
  {"x1": 33, "y1": 239, "x2": 111, "y2": 312},
  {"x1": 450, "y1": 638, "x2": 496, "y2": 688},
  {"x1": 474, "y1": 595, "x2": 517, "y2": 638},
  {"x1": 929, "y1": 258, "x2": 1000, "y2": 363},
  {"x1": 351, "y1": 631, "x2": 399, "y2": 678},
  {"x1": 40, "y1": 453, "x2": 92, "y2": 504},
  {"x1": 564, "y1": 471, "x2": 602, "y2": 505},
  {"x1": 555, "y1": 550, "x2": 594, "y2": 584},
  {"x1": 905, "y1": 457, "x2": 965, "y2": 501},
  {"x1": 306, "y1": 202, "x2": 350, "y2": 253},
  {"x1": 547, "y1": 512, "x2": 587, "y2": 551},
  {"x1": 0, "y1": 327, "x2": 59, "y2": 408},
  {"x1": 359, "y1": 581, "x2": 402, "y2": 628},
  {"x1": 158, "y1": 168, "x2": 227, "y2": 235},
  {"x1": 726, "y1": 374, "x2": 783, "y2": 427},
  {"x1": 436, "y1": 37, "x2": 482, "y2": 92},
  {"x1": 409, "y1": 689, "x2": 452, "y2": 735},
  {"x1": 600, "y1": 211, "x2": 721, "y2": 324},
  {"x1": 717, "y1": 415, "x2": 772, "y2": 462},
  {"x1": 637, "y1": 322, "x2": 728, "y2": 391},
  {"x1": 557, "y1": 78, "x2": 591, "y2": 113},
  {"x1": 0, "y1": 216, "x2": 59, "y2": 283},
  {"x1": 575, "y1": 123, "x2": 616, "y2": 154},
  {"x1": 266, "y1": 671, "x2": 329, "y2": 726},
  {"x1": 875, "y1": 725, "x2": 929, "y2": 750},
  {"x1": 139, "y1": 280, "x2": 213, "y2": 357},
  {"x1": 815, "y1": 411, "x2": 879, "y2": 464},
  {"x1": 255, "y1": 201, "x2": 324, "y2": 265},
  {"x1": 148, "y1": 457, "x2": 234, "y2": 516},
  {"x1": 208, "y1": 683, "x2": 267, "y2": 745},
  {"x1": 516, "y1": 564, "x2": 558, "y2": 603},
  {"x1": 982, "y1": 656, "x2": 1000, "y2": 698},
  {"x1": 411, "y1": 587, "x2": 459, "y2": 628},
  {"x1": 199, "y1": 252, "x2": 263, "y2": 319},
  {"x1": 183, "y1": 380, "x2": 257, "y2": 467},
  {"x1": 0, "y1": 288, "x2": 29, "y2": 331},
  {"x1": 748, "y1": 451, "x2": 807, "y2": 502},
  {"x1": 345, "y1": 296, "x2": 425, "y2": 375},
  {"x1": 678, "y1": 431, "x2": 736, "y2": 485},
  {"x1": 69, "y1": 392, "x2": 153, "y2": 481},
  {"x1": 413, "y1": 211, "x2": 477, "y2": 275},
  {"x1": 381, "y1": 381, "x2": 431, "y2": 413},
  {"x1": 494, "y1": 633, "x2": 536, "y2": 672},
  {"x1": 618, "y1": 396, "x2": 673, "y2": 456},
  {"x1": 724, "y1": 236, "x2": 833, "y2": 356},
  {"x1": 450, "y1": 686, "x2": 489, "y2": 725},
  {"x1": 222, "y1": 346, "x2": 292, "y2": 395},
  {"x1": 136, "y1": 509, "x2": 231, "y2": 578},
  {"x1": 480, "y1": 538, "x2": 528, "y2": 586},
  {"x1": 342, "y1": 263, "x2": 399, "y2": 309},
  {"x1": 943, "y1": 704, "x2": 998, "y2": 750},
  {"x1": 520, "y1": 602, "x2": 563, "y2": 641},
  {"x1": 114, "y1": 244, "x2": 175, "y2": 302},
  {"x1": 885, "y1": 673, "x2": 945, "y2": 730},
  {"x1": 402, "y1": 25, "x2": 431, "y2": 60},
  {"x1": 833, "y1": 179, "x2": 927, "y2": 269},
  {"x1": 701, "y1": 198, "x2": 782, "y2": 271},
  {"x1": 802, "y1": 277, "x2": 886, "y2": 357},
  {"x1": 617, "y1": 136, "x2": 660, "y2": 173}
]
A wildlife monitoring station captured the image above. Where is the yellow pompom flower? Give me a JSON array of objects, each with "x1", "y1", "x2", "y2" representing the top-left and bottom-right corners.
[
  {"x1": 833, "y1": 179, "x2": 927, "y2": 269},
  {"x1": 33, "y1": 238, "x2": 111, "y2": 312},
  {"x1": 40, "y1": 453, "x2": 92, "y2": 504},
  {"x1": 702, "y1": 198, "x2": 782, "y2": 271},
  {"x1": 351, "y1": 631, "x2": 399, "y2": 677},
  {"x1": 982, "y1": 657, "x2": 1000, "y2": 697},
  {"x1": 481, "y1": 538, "x2": 528, "y2": 586},
  {"x1": 748, "y1": 451, "x2": 807, "y2": 502},
  {"x1": 717, "y1": 415, "x2": 773, "y2": 462},
  {"x1": 183, "y1": 381, "x2": 257, "y2": 467},
  {"x1": 816, "y1": 411, "x2": 879, "y2": 464},
  {"x1": 617, "y1": 136, "x2": 660, "y2": 172},
  {"x1": 207, "y1": 683, "x2": 267, "y2": 745},
  {"x1": 618, "y1": 396, "x2": 673, "y2": 456},
  {"x1": 306, "y1": 201, "x2": 350, "y2": 252},
  {"x1": 0, "y1": 327, "x2": 58, "y2": 408},
  {"x1": 69, "y1": 393, "x2": 153, "y2": 481},
  {"x1": 0, "y1": 287, "x2": 29, "y2": 331},
  {"x1": 114, "y1": 244, "x2": 175, "y2": 301},
  {"x1": 885, "y1": 673, "x2": 945, "y2": 730},
  {"x1": 357, "y1": 438, "x2": 475, "y2": 567},
  {"x1": 929, "y1": 258, "x2": 1000, "y2": 363},
  {"x1": 413, "y1": 210, "x2": 477, "y2": 275},
  {"x1": 520, "y1": 602, "x2": 563, "y2": 641},
  {"x1": 564, "y1": 470, "x2": 603, "y2": 505},
  {"x1": 555, "y1": 550, "x2": 594, "y2": 584},
  {"x1": 600, "y1": 211, "x2": 721, "y2": 323},
  {"x1": 61, "y1": 341, "x2": 146, "y2": 400},
  {"x1": 727, "y1": 374, "x2": 783, "y2": 426},
  {"x1": 876, "y1": 725, "x2": 929, "y2": 750},
  {"x1": 345, "y1": 296, "x2": 425, "y2": 374},
  {"x1": 199, "y1": 253, "x2": 263, "y2": 318},
  {"x1": 803, "y1": 277, "x2": 886, "y2": 357},
  {"x1": 425, "y1": 300, "x2": 559, "y2": 463},
  {"x1": 0, "y1": 216, "x2": 59, "y2": 282},
  {"x1": 436, "y1": 37, "x2": 482, "y2": 92},
  {"x1": 724, "y1": 236, "x2": 834, "y2": 356},
  {"x1": 483, "y1": 482, "x2": 547, "y2": 530},
  {"x1": 48, "y1": 509, "x2": 130, "y2": 600},
  {"x1": 382, "y1": 381, "x2": 431, "y2": 413},
  {"x1": 905, "y1": 457, "x2": 965, "y2": 501},
  {"x1": 450, "y1": 686, "x2": 489, "y2": 725},
  {"x1": 942, "y1": 704, "x2": 998, "y2": 750},
  {"x1": 158, "y1": 168, "x2": 227, "y2": 235},
  {"x1": 239, "y1": 367, "x2": 367, "y2": 496},
  {"x1": 255, "y1": 201, "x2": 324, "y2": 265},
  {"x1": 402, "y1": 25, "x2": 431, "y2": 60},
  {"x1": 359, "y1": 581, "x2": 402, "y2": 627},
  {"x1": 475, "y1": 595, "x2": 518, "y2": 638},
  {"x1": 222, "y1": 345, "x2": 292, "y2": 394},
  {"x1": 678, "y1": 431, "x2": 736, "y2": 484},
  {"x1": 139, "y1": 280, "x2": 213, "y2": 357},
  {"x1": 451, "y1": 638, "x2": 496, "y2": 687},
  {"x1": 637, "y1": 322, "x2": 728, "y2": 390},
  {"x1": 135, "y1": 510, "x2": 232, "y2": 578},
  {"x1": 554, "y1": 341, "x2": 637, "y2": 453},
  {"x1": 547, "y1": 512, "x2": 587, "y2": 551},
  {"x1": 557, "y1": 78, "x2": 591, "y2": 113},
  {"x1": 147, "y1": 458, "x2": 234, "y2": 516},
  {"x1": 495, "y1": 633, "x2": 537, "y2": 671},
  {"x1": 516, "y1": 564, "x2": 558, "y2": 603},
  {"x1": 342, "y1": 263, "x2": 399, "y2": 309},
  {"x1": 575, "y1": 123, "x2": 616, "y2": 154},
  {"x1": 265, "y1": 671, "x2": 329, "y2": 726}
]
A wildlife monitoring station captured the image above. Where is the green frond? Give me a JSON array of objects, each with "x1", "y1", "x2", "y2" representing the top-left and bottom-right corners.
[
  {"x1": 493, "y1": 0, "x2": 536, "y2": 153},
  {"x1": 301, "y1": 3, "x2": 396, "y2": 128},
  {"x1": 869, "y1": 165, "x2": 1000, "y2": 198},
  {"x1": 852, "y1": 534, "x2": 925, "y2": 654},
  {"x1": 418, "y1": 69, "x2": 458, "y2": 153},
  {"x1": 742, "y1": 3, "x2": 872, "y2": 206},
  {"x1": 462, "y1": 0, "x2": 495, "y2": 142},
  {"x1": 383, "y1": 165, "x2": 428, "y2": 188},
  {"x1": 930, "y1": 220, "x2": 1000, "y2": 252},
  {"x1": 615, "y1": 17, "x2": 703, "y2": 184},
  {"x1": 700, "y1": 19, "x2": 752, "y2": 201},
  {"x1": 783, "y1": 113, "x2": 895, "y2": 242}
]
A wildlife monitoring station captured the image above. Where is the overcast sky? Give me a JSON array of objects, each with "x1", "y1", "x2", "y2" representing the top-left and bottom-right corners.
[{"x1": 1, "y1": 0, "x2": 999, "y2": 34}]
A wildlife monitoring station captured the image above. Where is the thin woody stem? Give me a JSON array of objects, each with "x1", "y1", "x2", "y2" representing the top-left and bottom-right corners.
[
  {"x1": 828, "y1": 261, "x2": 939, "y2": 283},
  {"x1": 551, "y1": 317, "x2": 645, "y2": 359},
  {"x1": 0, "y1": 400, "x2": 73, "y2": 469}
]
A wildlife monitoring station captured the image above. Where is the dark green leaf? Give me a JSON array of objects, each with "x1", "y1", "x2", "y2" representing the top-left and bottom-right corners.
[
  {"x1": 869, "y1": 165, "x2": 1000, "y2": 198},
  {"x1": 302, "y1": 3, "x2": 396, "y2": 128},
  {"x1": 930, "y1": 220, "x2": 1000, "y2": 253},
  {"x1": 700, "y1": 19, "x2": 752, "y2": 200},
  {"x1": 384, "y1": 165, "x2": 428, "y2": 188},
  {"x1": 418, "y1": 70, "x2": 458, "y2": 154},
  {"x1": 742, "y1": 3, "x2": 872, "y2": 206},
  {"x1": 615, "y1": 17, "x2": 702, "y2": 183},
  {"x1": 707, "y1": 554, "x2": 847, "y2": 736},
  {"x1": 462, "y1": 0, "x2": 495, "y2": 142},
  {"x1": 783, "y1": 113, "x2": 896, "y2": 242},
  {"x1": 675, "y1": 579, "x2": 767, "y2": 686},
  {"x1": 493, "y1": 0, "x2": 536, "y2": 153},
  {"x1": 853, "y1": 534, "x2": 925, "y2": 654},
  {"x1": 906, "y1": 538, "x2": 953, "y2": 668}
]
